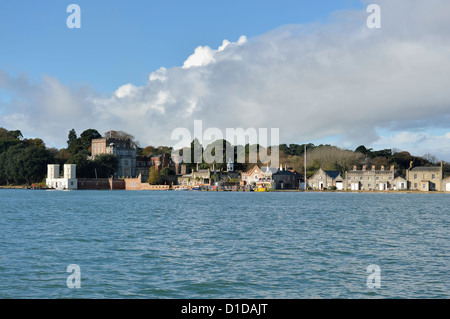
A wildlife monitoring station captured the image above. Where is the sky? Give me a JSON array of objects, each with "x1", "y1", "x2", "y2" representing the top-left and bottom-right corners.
[{"x1": 1, "y1": 0, "x2": 450, "y2": 161}]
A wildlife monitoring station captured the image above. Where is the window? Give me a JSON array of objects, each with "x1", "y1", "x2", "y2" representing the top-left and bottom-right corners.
[
  {"x1": 360, "y1": 177, "x2": 363, "y2": 181},
  {"x1": 423, "y1": 184, "x2": 426, "y2": 189},
  {"x1": 432, "y1": 174, "x2": 436, "y2": 180},
  {"x1": 414, "y1": 183, "x2": 418, "y2": 188},
  {"x1": 376, "y1": 177, "x2": 379, "y2": 181},
  {"x1": 414, "y1": 174, "x2": 418, "y2": 180}
]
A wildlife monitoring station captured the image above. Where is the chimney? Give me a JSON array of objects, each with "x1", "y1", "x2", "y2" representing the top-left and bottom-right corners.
[
  {"x1": 353, "y1": 165, "x2": 357, "y2": 171},
  {"x1": 390, "y1": 165, "x2": 395, "y2": 171},
  {"x1": 362, "y1": 165, "x2": 366, "y2": 171},
  {"x1": 381, "y1": 165, "x2": 385, "y2": 171},
  {"x1": 371, "y1": 165, "x2": 376, "y2": 171},
  {"x1": 409, "y1": 161, "x2": 413, "y2": 170}
]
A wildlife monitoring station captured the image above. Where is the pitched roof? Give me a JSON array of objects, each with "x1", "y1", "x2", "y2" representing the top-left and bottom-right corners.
[
  {"x1": 411, "y1": 166, "x2": 441, "y2": 172},
  {"x1": 325, "y1": 171, "x2": 341, "y2": 179},
  {"x1": 273, "y1": 170, "x2": 295, "y2": 176}
]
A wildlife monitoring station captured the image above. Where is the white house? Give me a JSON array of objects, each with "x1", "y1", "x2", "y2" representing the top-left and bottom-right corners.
[{"x1": 46, "y1": 164, "x2": 78, "y2": 190}]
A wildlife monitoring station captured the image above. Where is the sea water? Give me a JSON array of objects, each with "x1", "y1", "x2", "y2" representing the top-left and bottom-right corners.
[{"x1": 0, "y1": 189, "x2": 448, "y2": 298}]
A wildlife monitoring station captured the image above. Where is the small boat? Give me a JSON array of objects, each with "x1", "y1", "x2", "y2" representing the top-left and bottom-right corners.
[
  {"x1": 55, "y1": 185, "x2": 65, "y2": 191},
  {"x1": 174, "y1": 187, "x2": 189, "y2": 191},
  {"x1": 192, "y1": 186, "x2": 202, "y2": 191},
  {"x1": 254, "y1": 187, "x2": 267, "y2": 192}
]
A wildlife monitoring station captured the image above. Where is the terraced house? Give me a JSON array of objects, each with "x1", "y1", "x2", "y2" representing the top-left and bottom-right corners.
[
  {"x1": 344, "y1": 165, "x2": 395, "y2": 191},
  {"x1": 406, "y1": 161, "x2": 444, "y2": 191}
]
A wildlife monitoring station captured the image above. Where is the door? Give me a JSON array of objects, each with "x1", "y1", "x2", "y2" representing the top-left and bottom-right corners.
[{"x1": 446, "y1": 183, "x2": 450, "y2": 192}]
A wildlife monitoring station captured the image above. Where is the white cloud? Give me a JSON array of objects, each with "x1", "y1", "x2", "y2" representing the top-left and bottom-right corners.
[
  {"x1": 1, "y1": 0, "x2": 450, "y2": 159},
  {"x1": 114, "y1": 83, "x2": 137, "y2": 98},
  {"x1": 373, "y1": 131, "x2": 450, "y2": 161},
  {"x1": 182, "y1": 36, "x2": 247, "y2": 68},
  {"x1": 149, "y1": 67, "x2": 168, "y2": 82}
]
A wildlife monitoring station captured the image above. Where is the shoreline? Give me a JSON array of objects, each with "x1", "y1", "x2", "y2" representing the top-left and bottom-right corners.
[{"x1": 1, "y1": 185, "x2": 449, "y2": 194}]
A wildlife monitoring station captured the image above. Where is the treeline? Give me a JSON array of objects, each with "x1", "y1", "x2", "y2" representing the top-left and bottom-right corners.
[
  {"x1": 279, "y1": 143, "x2": 449, "y2": 177},
  {"x1": 1, "y1": 126, "x2": 448, "y2": 185},
  {"x1": 167, "y1": 139, "x2": 449, "y2": 177},
  {"x1": 0, "y1": 127, "x2": 119, "y2": 185},
  {"x1": 0, "y1": 130, "x2": 54, "y2": 184},
  {"x1": 172, "y1": 138, "x2": 277, "y2": 172}
]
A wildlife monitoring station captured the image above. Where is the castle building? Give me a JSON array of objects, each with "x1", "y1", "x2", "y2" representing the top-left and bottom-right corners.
[{"x1": 91, "y1": 137, "x2": 136, "y2": 177}]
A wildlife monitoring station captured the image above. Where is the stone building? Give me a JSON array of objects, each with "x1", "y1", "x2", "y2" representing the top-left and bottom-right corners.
[
  {"x1": 406, "y1": 161, "x2": 444, "y2": 191},
  {"x1": 272, "y1": 165, "x2": 303, "y2": 190},
  {"x1": 309, "y1": 168, "x2": 343, "y2": 190},
  {"x1": 136, "y1": 155, "x2": 151, "y2": 179},
  {"x1": 91, "y1": 137, "x2": 137, "y2": 178},
  {"x1": 178, "y1": 162, "x2": 241, "y2": 187},
  {"x1": 345, "y1": 165, "x2": 395, "y2": 191},
  {"x1": 392, "y1": 176, "x2": 407, "y2": 191},
  {"x1": 241, "y1": 165, "x2": 278, "y2": 189},
  {"x1": 178, "y1": 169, "x2": 212, "y2": 187}
]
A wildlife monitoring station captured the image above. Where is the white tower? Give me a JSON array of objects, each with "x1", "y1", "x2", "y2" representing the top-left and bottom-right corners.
[
  {"x1": 47, "y1": 164, "x2": 60, "y2": 179},
  {"x1": 64, "y1": 164, "x2": 76, "y2": 179}
]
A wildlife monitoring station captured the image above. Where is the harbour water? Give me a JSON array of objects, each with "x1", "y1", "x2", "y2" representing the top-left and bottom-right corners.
[{"x1": 0, "y1": 189, "x2": 448, "y2": 298}]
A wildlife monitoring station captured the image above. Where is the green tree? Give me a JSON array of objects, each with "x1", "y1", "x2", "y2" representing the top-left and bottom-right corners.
[
  {"x1": 0, "y1": 144, "x2": 54, "y2": 184},
  {"x1": 160, "y1": 167, "x2": 175, "y2": 176},
  {"x1": 22, "y1": 146, "x2": 55, "y2": 183},
  {"x1": 355, "y1": 145, "x2": 371, "y2": 155},
  {"x1": 93, "y1": 154, "x2": 118, "y2": 178},
  {"x1": 23, "y1": 138, "x2": 46, "y2": 149},
  {"x1": 67, "y1": 129, "x2": 77, "y2": 148},
  {"x1": 66, "y1": 150, "x2": 95, "y2": 178},
  {"x1": 147, "y1": 166, "x2": 160, "y2": 185},
  {"x1": 80, "y1": 129, "x2": 101, "y2": 151}
]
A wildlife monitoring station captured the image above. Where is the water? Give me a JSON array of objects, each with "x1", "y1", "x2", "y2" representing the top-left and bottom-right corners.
[{"x1": 0, "y1": 189, "x2": 448, "y2": 298}]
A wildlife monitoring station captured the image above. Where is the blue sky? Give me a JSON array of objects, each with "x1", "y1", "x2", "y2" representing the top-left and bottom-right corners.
[
  {"x1": 0, "y1": 0, "x2": 363, "y2": 93},
  {"x1": 1, "y1": 0, "x2": 450, "y2": 161}
]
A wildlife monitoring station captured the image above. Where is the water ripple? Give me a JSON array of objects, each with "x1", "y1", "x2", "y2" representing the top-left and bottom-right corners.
[{"x1": 0, "y1": 190, "x2": 448, "y2": 298}]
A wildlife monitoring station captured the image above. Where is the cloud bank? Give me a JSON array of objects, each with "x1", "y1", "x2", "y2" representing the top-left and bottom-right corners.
[{"x1": 1, "y1": 0, "x2": 450, "y2": 159}]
